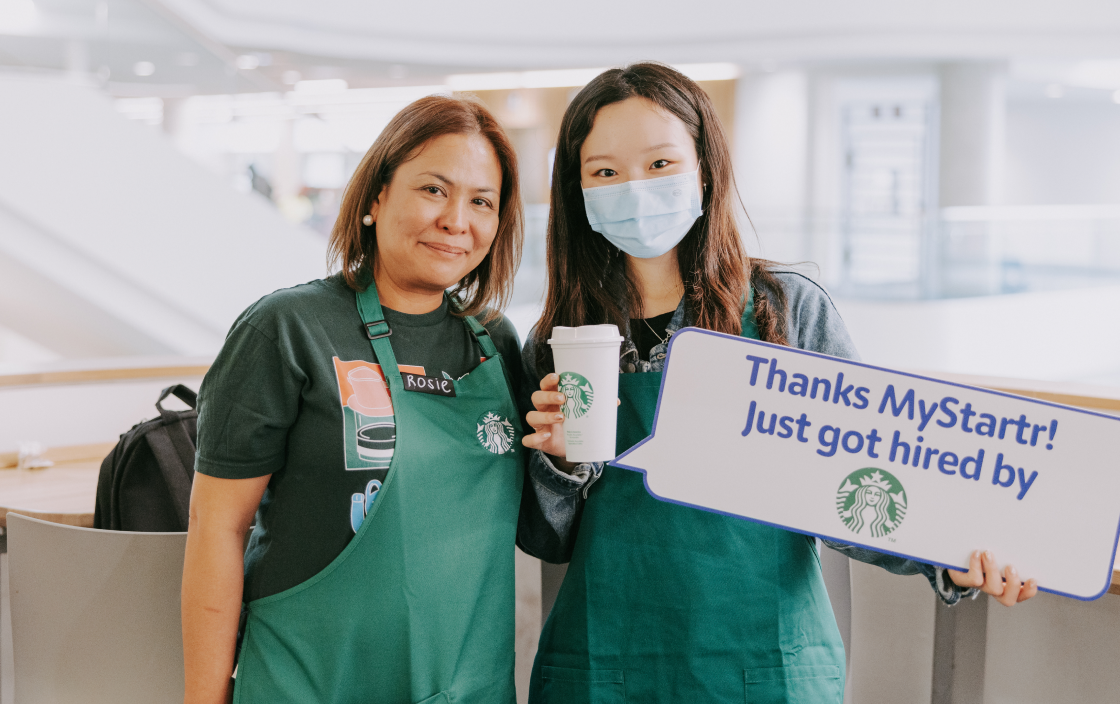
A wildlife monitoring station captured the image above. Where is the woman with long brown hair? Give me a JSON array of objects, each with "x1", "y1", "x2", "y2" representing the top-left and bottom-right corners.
[
  {"x1": 182, "y1": 94, "x2": 526, "y2": 704},
  {"x1": 518, "y1": 63, "x2": 1036, "y2": 703}
]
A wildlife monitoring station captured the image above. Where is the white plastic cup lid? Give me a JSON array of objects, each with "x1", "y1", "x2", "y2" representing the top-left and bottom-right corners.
[{"x1": 548, "y1": 324, "x2": 624, "y2": 345}]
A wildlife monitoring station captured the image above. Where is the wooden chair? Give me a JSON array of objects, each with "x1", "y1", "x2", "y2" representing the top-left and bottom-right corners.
[{"x1": 7, "y1": 513, "x2": 186, "y2": 703}]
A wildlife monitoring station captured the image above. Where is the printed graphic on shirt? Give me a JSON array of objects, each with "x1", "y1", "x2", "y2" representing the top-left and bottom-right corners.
[
  {"x1": 476, "y1": 411, "x2": 516, "y2": 455},
  {"x1": 836, "y1": 468, "x2": 907, "y2": 538},
  {"x1": 332, "y1": 357, "x2": 424, "y2": 471},
  {"x1": 558, "y1": 372, "x2": 594, "y2": 420},
  {"x1": 441, "y1": 357, "x2": 486, "y2": 383},
  {"x1": 350, "y1": 479, "x2": 382, "y2": 534}
]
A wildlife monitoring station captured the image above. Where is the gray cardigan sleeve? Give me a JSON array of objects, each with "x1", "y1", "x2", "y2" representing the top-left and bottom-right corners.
[
  {"x1": 766, "y1": 271, "x2": 976, "y2": 605},
  {"x1": 515, "y1": 336, "x2": 599, "y2": 563}
]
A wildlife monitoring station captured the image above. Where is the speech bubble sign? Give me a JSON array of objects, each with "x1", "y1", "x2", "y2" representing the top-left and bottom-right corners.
[{"x1": 610, "y1": 328, "x2": 1120, "y2": 600}]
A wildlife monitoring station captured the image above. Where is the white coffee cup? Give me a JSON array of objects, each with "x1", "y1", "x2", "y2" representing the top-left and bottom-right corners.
[{"x1": 548, "y1": 324, "x2": 624, "y2": 462}]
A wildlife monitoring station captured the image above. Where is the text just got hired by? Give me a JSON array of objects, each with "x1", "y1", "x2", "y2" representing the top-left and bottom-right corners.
[{"x1": 740, "y1": 354, "x2": 1054, "y2": 501}]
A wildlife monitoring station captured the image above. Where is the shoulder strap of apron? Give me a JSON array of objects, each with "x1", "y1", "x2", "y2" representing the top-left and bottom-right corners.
[
  {"x1": 740, "y1": 284, "x2": 760, "y2": 340},
  {"x1": 355, "y1": 283, "x2": 503, "y2": 384},
  {"x1": 449, "y1": 298, "x2": 519, "y2": 398},
  {"x1": 444, "y1": 294, "x2": 501, "y2": 359},
  {"x1": 355, "y1": 282, "x2": 404, "y2": 392},
  {"x1": 462, "y1": 313, "x2": 500, "y2": 359}
]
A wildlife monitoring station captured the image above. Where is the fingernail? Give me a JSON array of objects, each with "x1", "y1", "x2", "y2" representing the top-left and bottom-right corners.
[
  {"x1": 985, "y1": 551, "x2": 993, "y2": 560},
  {"x1": 1010, "y1": 566, "x2": 1018, "y2": 576},
  {"x1": 554, "y1": 413, "x2": 565, "y2": 421},
  {"x1": 541, "y1": 432, "x2": 551, "y2": 439}
]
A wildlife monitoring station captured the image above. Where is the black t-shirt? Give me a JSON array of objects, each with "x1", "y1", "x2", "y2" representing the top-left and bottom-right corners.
[
  {"x1": 194, "y1": 275, "x2": 523, "y2": 601},
  {"x1": 629, "y1": 310, "x2": 675, "y2": 363}
]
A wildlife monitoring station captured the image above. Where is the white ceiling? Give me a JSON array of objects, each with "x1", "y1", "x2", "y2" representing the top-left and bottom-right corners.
[
  {"x1": 166, "y1": 0, "x2": 1120, "y2": 66},
  {"x1": 0, "y1": 0, "x2": 274, "y2": 93},
  {"x1": 4, "y1": 0, "x2": 1120, "y2": 96}
]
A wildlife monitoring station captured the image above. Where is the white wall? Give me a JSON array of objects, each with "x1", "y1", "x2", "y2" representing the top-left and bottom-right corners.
[
  {"x1": 848, "y1": 564, "x2": 936, "y2": 703},
  {"x1": 159, "y1": 0, "x2": 1120, "y2": 66},
  {"x1": 835, "y1": 283, "x2": 1120, "y2": 383},
  {"x1": 848, "y1": 571, "x2": 1120, "y2": 704},
  {"x1": 0, "y1": 74, "x2": 328, "y2": 361},
  {"x1": 0, "y1": 372, "x2": 206, "y2": 454},
  {"x1": 0, "y1": 326, "x2": 58, "y2": 368},
  {"x1": 983, "y1": 591, "x2": 1120, "y2": 704},
  {"x1": 1005, "y1": 100, "x2": 1120, "y2": 205}
]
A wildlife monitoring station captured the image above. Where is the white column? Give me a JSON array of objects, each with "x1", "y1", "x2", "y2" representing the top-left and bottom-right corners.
[
  {"x1": 64, "y1": 41, "x2": 89, "y2": 83},
  {"x1": 161, "y1": 98, "x2": 184, "y2": 140},
  {"x1": 938, "y1": 63, "x2": 1007, "y2": 207},
  {"x1": 272, "y1": 119, "x2": 301, "y2": 202},
  {"x1": 733, "y1": 71, "x2": 810, "y2": 263},
  {"x1": 937, "y1": 63, "x2": 1008, "y2": 295}
]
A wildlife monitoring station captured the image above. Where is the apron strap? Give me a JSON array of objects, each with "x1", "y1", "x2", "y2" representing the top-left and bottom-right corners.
[
  {"x1": 463, "y1": 314, "x2": 501, "y2": 359},
  {"x1": 355, "y1": 283, "x2": 503, "y2": 386},
  {"x1": 355, "y1": 282, "x2": 403, "y2": 391},
  {"x1": 454, "y1": 300, "x2": 516, "y2": 398}
]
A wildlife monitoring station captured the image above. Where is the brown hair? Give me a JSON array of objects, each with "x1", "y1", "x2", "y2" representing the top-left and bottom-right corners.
[
  {"x1": 533, "y1": 62, "x2": 787, "y2": 372},
  {"x1": 328, "y1": 94, "x2": 523, "y2": 320}
]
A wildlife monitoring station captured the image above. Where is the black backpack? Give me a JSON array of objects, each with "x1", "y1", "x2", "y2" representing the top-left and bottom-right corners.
[{"x1": 94, "y1": 384, "x2": 198, "y2": 532}]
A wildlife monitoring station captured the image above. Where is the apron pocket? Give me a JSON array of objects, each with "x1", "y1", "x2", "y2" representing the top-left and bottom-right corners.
[
  {"x1": 743, "y1": 665, "x2": 841, "y2": 704},
  {"x1": 414, "y1": 692, "x2": 450, "y2": 704},
  {"x1": 541, "y1": 666, "x2": 624, "y2": 704}
]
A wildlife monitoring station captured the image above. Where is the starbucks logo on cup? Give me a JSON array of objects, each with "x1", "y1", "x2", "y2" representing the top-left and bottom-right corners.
[
  {"x1": 477, "y1": 411, "x2": 516, "y2": 455},
  {"x1": 558, "y1": 372, "x2": 595, "y2": 420},
  {"x1": 836, "y1": 468, "x2": 907, "y2": 538}
]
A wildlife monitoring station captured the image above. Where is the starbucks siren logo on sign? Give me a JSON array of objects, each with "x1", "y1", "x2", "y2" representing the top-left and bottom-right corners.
[
  {"x1": 836, "y1": 468, "x2": 907, "y2": 538},
  {"x1": 559, "y1": 372, "x2": 595, "y2": 420}
]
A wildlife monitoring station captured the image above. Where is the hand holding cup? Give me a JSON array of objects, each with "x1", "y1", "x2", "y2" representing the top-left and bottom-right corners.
[
  {"x1": 523, "y1": 373, "x2": 570, "y2": 461},
  {"x1": 523, "y1": 325, "x2": 624, "y2": 467},
  {"x1": 544, "y1": 325, "x2": 623, "y2": 462}
]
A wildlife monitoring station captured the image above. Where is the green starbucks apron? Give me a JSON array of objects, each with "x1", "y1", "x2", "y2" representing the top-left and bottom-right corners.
[
  {"x1": 530, "y1": 301, "x2": 845, "y2": 703},
  {"x1": 234, "y1": 283, "x2": 523, "y2": 704}
]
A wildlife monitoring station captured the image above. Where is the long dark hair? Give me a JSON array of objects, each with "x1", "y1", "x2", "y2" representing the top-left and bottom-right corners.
[
  {"x1": 532, "y1": 62, "x2": 787, "y2": 372},
  {"x1": 328, "y1": 94, "x2": 523, "y2": 320}
]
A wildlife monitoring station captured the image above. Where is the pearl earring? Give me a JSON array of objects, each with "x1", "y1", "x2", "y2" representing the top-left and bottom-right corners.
[{"x1": 362, "y1": 214, "x2": 373, "y2": 226}]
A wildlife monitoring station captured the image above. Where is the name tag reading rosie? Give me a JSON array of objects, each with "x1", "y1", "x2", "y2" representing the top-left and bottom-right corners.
[
  {"x1": 402, "y1": 372, "x2": 456, "y2": 398},
  {"x1": 611, "y1": 329, "x2": 1120, "y2": 600}
]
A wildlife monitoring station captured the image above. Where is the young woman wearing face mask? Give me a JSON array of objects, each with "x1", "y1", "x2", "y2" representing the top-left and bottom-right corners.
[
  {"x1": 182, "y1": 95, "x2": 526, "y2": 704},
  {"x1": 518, "y1": 63, "x2": 1037, "y2": 703}
]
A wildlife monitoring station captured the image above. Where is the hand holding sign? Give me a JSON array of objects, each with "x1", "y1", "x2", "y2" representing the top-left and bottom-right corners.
[
  {"x1": 611, "y1": 328, "x2": 1120, "y2": 600},
  {"x1": 949, "y1": 549, "x2": 1038, "y2": 606}
]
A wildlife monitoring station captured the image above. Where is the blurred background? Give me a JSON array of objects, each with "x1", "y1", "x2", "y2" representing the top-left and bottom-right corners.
[
  {"x1": 1, "y1": 0, "x2": 1120, "y2": 386},
  {"x1": 4, "y1": 4, "x2": 1120, "y2": 704}
]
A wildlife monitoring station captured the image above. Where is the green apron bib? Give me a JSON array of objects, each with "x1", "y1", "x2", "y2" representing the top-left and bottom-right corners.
[
  {"x1": 234, "y1": 283, "x2": 523, "y2": 704},
  {"x1": 530, "y1": 303, "x2": 845, "y2": 703}
]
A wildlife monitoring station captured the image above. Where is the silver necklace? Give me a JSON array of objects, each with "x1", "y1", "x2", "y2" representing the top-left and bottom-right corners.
[{"x1": 642, "y1": 317, "x2": 669, "y2": 346}]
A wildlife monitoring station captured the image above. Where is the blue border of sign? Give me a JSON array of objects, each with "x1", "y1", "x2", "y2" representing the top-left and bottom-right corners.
[{"x1": 609, "y1": 327, "x2": 1120, "y2": 601}]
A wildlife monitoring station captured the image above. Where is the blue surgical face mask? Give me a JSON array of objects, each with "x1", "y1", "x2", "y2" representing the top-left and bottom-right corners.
[{"x1": 582, "y1": 168, "x2": 703, "y2": 259}]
